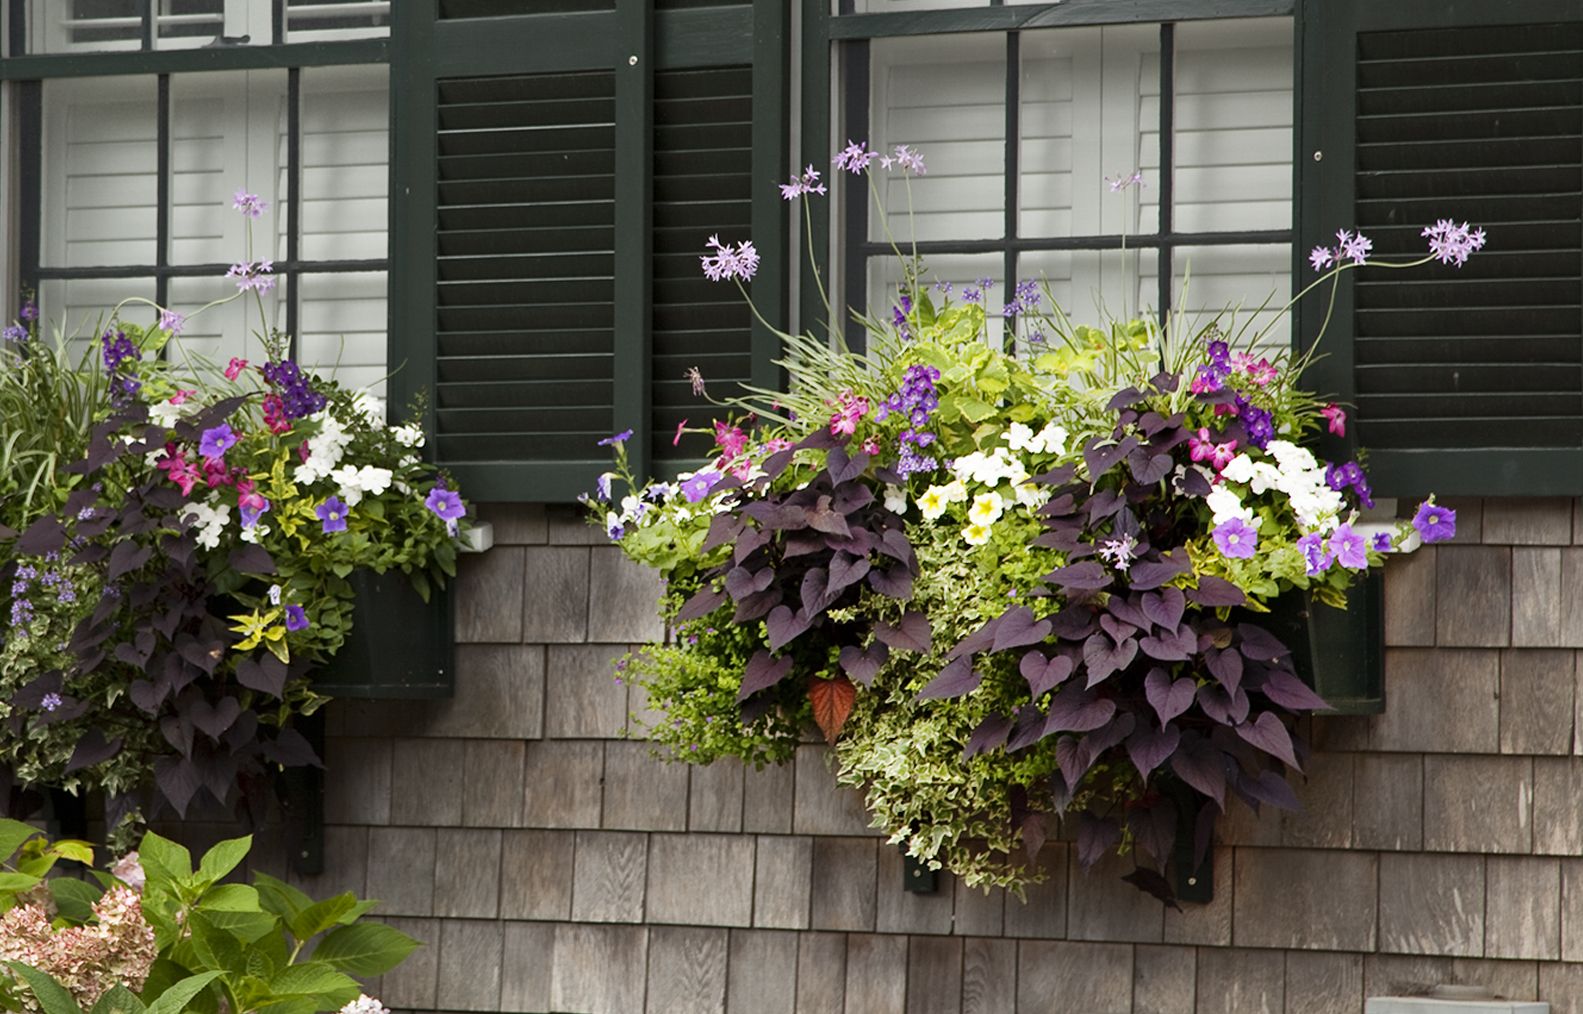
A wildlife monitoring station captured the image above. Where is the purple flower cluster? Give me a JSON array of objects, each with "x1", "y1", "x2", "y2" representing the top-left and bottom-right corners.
[
  {"x1": 2, "y1": 321, "x2": 27, "y2": 343},
  {"x1": 227, "y1": 259, "x2": 276, "y2": 293},
  {"x1": 1233, "y1": 393, "x2": 1274, "y2": 450},
  {"x1": 962, "y1": 278, "x2": 993, "y2": 305},
  {"x1": 232, "y1": 190, "x2": 270, "y2": 218},
  {"x1": 261, "y1": 359, "x2": 327, "y2": 418},
  {"x1": 879, "y1": 144, "x2": 926, "y2": 175},
  {"x1": 1106, "y1": 169, "x2": 1145, "y2": 192},
  {"x1": 779, "y1": 165, "x2": 827, "y2": 201},
  {"x1": 1422, "y1": 219, "x2": 1487, "y2": 268},
  {"x1": 891, "y1": 294, "x2": 913, "y2": 340},
  {"x1": 1309, "y1": 228, "x2": 1372, "y2": 271},
  {"x1": 100, "y1": 327, "x2": 142, "y2": 402},
  {"x1": 876, "y1": 364, "x2": 940, "y2": 477},
  {"x1": 700, "y1": 235, "x2": 760, "y2": 283},
  {"x1": 1191, "y1": 339, "x2": 1231, "y2": 394},
  {"x1": 1001, "y1": 279, "x2": 1042, "y2": 319},
  {"x1": 833, "y1": 140, "x2": 876, "y2": 174},
  {"x1": 1325, "y1": 460, "x2": 1375, "y2": 509}
]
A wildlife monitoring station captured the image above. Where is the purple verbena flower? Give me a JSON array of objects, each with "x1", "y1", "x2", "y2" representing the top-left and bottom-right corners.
[
  {"x1": 1212, "y1": 517, "x2": 1258, "y2": 559},
  {"x1": 316, "y1": 496, "x2": 350, "y2": 534},
  {"x1": 1412, "y1": 498, "x2": 1457, "y2": 543},
  {"x1": 284, "y1": 604, "x2": 309, "y2": 632},
  {"x1": 260, "y1": 359, "x2": 327, "y2": 418},
  {"x1": 40, "y1": 692, "x2": 61, "y2": 712}
]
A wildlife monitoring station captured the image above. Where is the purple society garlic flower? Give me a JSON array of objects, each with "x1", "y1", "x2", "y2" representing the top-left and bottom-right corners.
[
  {"x1": 1212, "y1": 517, "x2": 1258, "y2": 559},
  {"x1": 779, "y1": 165, "x2": 828, "y2": 200},
  {"x1": 1106, "y1": 169, "x2": 1145, "y2": 192},
  {"x1": 426, "y1": 485, "x2": 467, "y2": 536},
  {"x1": 1329, "y1": 523, "x2": 1368, "y2": 570},
  {"x1": 316, "y1": 496, "x2": 350, "y2": 534},
  {"x1": 1412, "y1": 499, "x2": 1457, "y2": 543},
  {"x1": 1422, "y1": 218, "x2": 1487, "y2": 267},
  {"x1": 284, "y1": 604, "x2": 310, "y2": 632},
  {"x1": 700, "y1": 235, "x2": 760, "y2": 283},
  {"x1": 198, "y1": 423, "x2": 238, "y2": 460},
  {"x1": 227, "y1": 260, "x2": 276, "y2": 293},
  {"x1": 880, "y1": 144, "x2": 926, "y2": 175},
  {"x1": 158, "y1": 309, "x2": 186, "y2": 334},
  {"x1": 832, "y1": 139, "x2": 876, "y2": 174},
  {"x1": 232, "y1": 190, "x2": 270, "y2": 218}
]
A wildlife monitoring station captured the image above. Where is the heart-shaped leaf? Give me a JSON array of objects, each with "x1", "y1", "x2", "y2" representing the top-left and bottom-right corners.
[
  {"x1": 767, "y1": 605, "x2": 812, "y2": 650},
  {"x1": 1075, "y1": 812, "x2": 1121, "y2": 869},
  {"x1": 725, "y1": 566, "x2": 770, "y2": 599},
  {"x1": 1129, "y1": 451, "x2": 1174, "y2": 485},
  {"x1": 1020, "y1": 651, "x2": 1074, "y2": 697},
  {"x1": 827, "y1": 553, "x2": 872, "y2": 596},
  {"x1": 1007, "y1": 708, "x2": 1047, "y2": 752},
  {"x1": 702, "y1": 513, "x2": 746, "y2": 552},
  {"x1": 1128, "y1": 551, "x2": 1190, "y2": 590},
  {"x1": 948, "y1": 614, "x2": 1003, "y2": 660},
  {"x1": 1144, "y1": 668, "x2": 1197, "y2": 726},
  {"x1": 1082, "y1": 633, "x2": 1138, "y2": 687},
  {"x1": 866, "y1": 565, "x2": 913, "y2": 599},
  {"x1": 1128, "y1": 799, "x2": 1179, "y2": 869},
  {"x1": 1235, "y1": 712, "x2": 1302, "y2": 771},
  {"x1": 235, "y1": 658, "x2": 287, "y2": 698},
  {"x1": 874, "y1": 611, "x2": 932, "y2": 653},
  {"x1": 1197, "y1": 684, "x2": 1250, "y2": 726},
  {"x1": 1187, "y1": 576, "x2": 1246, "y2": 607},
  {"x1": 678, "y1": 585, "x2": 727, "y2": 622},
  {"x1": 1083, "y1": 435, "x2": 1138, "y2": 479},
  {"x1": 737, "y1": 651, "x2": 794, "y2": 701},
  {"x1": 190, "y1": 697, "x2": 242, "y2": 740},
  {"x1": 1170, "y1": 736, "x2": 1227, "y2": 809},
  {"x1": 1049, "y1": 606, "x2": 1097, "y2": 641},
  {"x1": 1098, "y1": 613, "x2": 1135, "y2": 644},
  {"x1": 800, "y1": 568, "x2": 837, "y2": 616},
  {"x1": 65, "y1": 729, "x2": 123, "y2": 773},
  {"x1": 1106, "y1": 595, "x2": 1150, "y2": 630},
  {"x1": 809, "y1": 676, "x2": 857, "y2": 744},
  {"x1": 1125, "y1": 723, "x2": 1182, "y2": 776},
  {"x1": 992, "y1": 606, "x2": 1052, "y2": 652},
  {"x1": 228, "y1": 544, "x2": 275, "y2": 575},
  {"x1": 1240, "y1": 769, "x2": 1301, "y2": 810},
  {"x1": 838, "y1": 642, "x2": 889, "y2": 686},
  {"x1": 1205, "y1": 647, "x2": 1244, "y2": 694},
  {"x1": 963, "y1": 714, "x2": 1013, "y2": 758},
  {"x1": 1141, "y1": 588, "x2": 1186, "y2": 631},
  {"x1": 1258, "y1": 669, "x2": 1329, "y2": 712},
  {"x1": 108, "y1": 541, "x2": 153, "y2": 580},
  {"x1": 1043, "y1": 561, "x2": 1112, "y2": 591},
  {"x1": 916, "y1": 657, "x2": 983, "y2": 700},
  {"x1": 1237, "y1": 623, "x2": 1291, "y2": 662},
  {"x1": 1139, "y1": 624, "x2": 1196, "y2": 662},
  {"x1": 733, "y1": 588, "x2": 779, "y2": 623},
  {"x1": 1044, "y1": 688, "x2": 1117, "y2": 734}
]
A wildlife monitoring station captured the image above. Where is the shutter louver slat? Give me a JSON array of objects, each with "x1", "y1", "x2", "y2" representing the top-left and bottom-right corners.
[
  {"x1": 651, "y1": 65, "x2": 755, "y2": 465},
  {"x1": 434, "y1": 69, "x2": 617, "y2": 467},
  {"x1": 1352, "y1": 22, "x2": 1583, "y2": 453}
]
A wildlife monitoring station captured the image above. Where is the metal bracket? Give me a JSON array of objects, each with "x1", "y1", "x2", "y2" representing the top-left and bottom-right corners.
[{"x1": 901, "y1": 848, "x2": 938, "y2": 894}]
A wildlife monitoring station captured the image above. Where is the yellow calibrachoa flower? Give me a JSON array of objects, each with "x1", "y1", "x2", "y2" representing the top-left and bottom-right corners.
[
  {"x1": 917, "y1": 486, "x2": 949, "y2": 521},
  {"x1": 962, "y1": 522, "x2": 992, "y2": 546},
  {"x1": 968, "y1": 492, "x2": 1005, "y2": 526}
]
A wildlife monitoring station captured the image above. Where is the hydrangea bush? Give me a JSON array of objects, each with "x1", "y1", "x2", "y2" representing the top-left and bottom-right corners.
[
  {"x1": 0, "y1": 191, "x2": 468, "y2": 842},
  {"x1": 596, "y1": 145, "x2": 1477, "y2": 894}
]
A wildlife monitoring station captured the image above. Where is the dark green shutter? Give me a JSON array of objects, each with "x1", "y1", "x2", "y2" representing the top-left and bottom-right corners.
[
  {"x1": 1297, "y1": 1, "x2": 1583, "y2": 496},
  {"x1": 390, "y1": 1, "x2": 787, "y2": 502}
]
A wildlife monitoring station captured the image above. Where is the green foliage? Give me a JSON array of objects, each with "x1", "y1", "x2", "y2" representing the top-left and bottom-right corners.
[{"x1": 0, "y1": 817, "x2": 95, "y2": 914}]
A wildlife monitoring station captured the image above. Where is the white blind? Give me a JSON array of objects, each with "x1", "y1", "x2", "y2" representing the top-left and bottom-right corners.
[{"x1": 26, "y1": 0, "x2": 386, "y2": 54}]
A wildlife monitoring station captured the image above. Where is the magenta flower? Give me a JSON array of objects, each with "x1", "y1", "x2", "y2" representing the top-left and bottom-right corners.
[
  {"x1": 1212, "y1": 517, "x2": 1258, "y2": 559},
  {"x1": 680, "y1": 471, "x2": 721, "y2": 503},
  {"x1": 199, "y1": 424, "x2": 238, "y2": 460},
  {"x1": 1297, "y1": 531, "x2": 1331, "y2": 576},
  {"x1": 1321, "y1": 403, "x2": 1346, "y2": 437},
  {"x1": 832, "y1": 139, "x2": 876, "y2": 174},
  {"x1": 1412, "y1": 499, "x2": 1457, "y2": 543},
  {"x1": 225, "y1": 356, "x2": 249, "y2": 381},
  {"x1": 316, "y1": 496, "x2": 349, "y2": 534},
  {"x1": 1188, "y1": 428, "x2": 1237, "y2": 471},
  {"x1": 1329, "y1": 522, "x2": 1368, "y2": 569},
  {"x1": 284, "y1": 604, "x2": 309, "y2": 632}
]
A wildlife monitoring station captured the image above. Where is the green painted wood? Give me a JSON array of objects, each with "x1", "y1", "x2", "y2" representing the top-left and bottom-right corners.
[
  {"x1": 750, "y1": 0, "x2": 791, "y2": 392},
  {"x1": 614, "y1": 0, "x2": 656, "y2": 484}
]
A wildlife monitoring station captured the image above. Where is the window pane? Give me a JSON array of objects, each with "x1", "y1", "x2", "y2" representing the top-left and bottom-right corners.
[
  {"x1": 297, "y1": 271, "x2": 387, "y2": 395},
  {"x1": 868, "y1": 251, "x2": 1007, "y2": 345},
  {"x1": 284, "y1": 0, "x2": 390, "y2": 41},
  {"x1": 169, "y1": 70, "x2": 289, "y2": 267},
  {"x1": 166, "y1": 272, "x2": 284, "y2": 370},
  {"x1": 22, "y1": 0, "x2": 268, "y2": 54},
  {"x1": 1158, "y1": 243, "x2": 1292, "y2": 351},
  {"x1": 37, "y1": 277, "x2": 157, "y2": 363},
  {"x1": 1169, "y1": 19, "x2": 1294, "y2": 233},
  {"x1": 299, "y1": 65, "x2": 390, "y2": 262},
  {"x1": 41, "y1": 76, "x2": 159, "y2": 268},
  {"x1": 868, "y1": 34, "x2": 1005, "y2": 243}
]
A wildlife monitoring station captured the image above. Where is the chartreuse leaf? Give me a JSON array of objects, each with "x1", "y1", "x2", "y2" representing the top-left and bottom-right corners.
[
  {"x1": 196, "y1": 836, "x2": 251, "y2": 884},
  {"x1": 137, "y1": 832, "x2": 192, "y2": 885},
  {"x1": 310, "y1": 922, "x2": 420, "y2": 976},
  {"x1": 47, "y1": 840, "x2": 95, "y2": 866},
  {"x1": 252, "y1": 872, "x2": 311, "y2": 922},
  {"x1": 50, "y1": 877, "x2": 103, "y2": 923},
  {"x1": 6, "y1": 963, "x2": 83, "y2": 1014},
  {"x1": 0, "y1": 818, "x2": 41, "y2": 863},
  {"x1": 88, "y1": 985, "x2": 146, "y2": 1014},
  {"x1": 0, "y1": 872, "x2": 41, "y2": 893},
  {"x1": 143, "y1": 971, "x2": 223, "y2": 1014}
]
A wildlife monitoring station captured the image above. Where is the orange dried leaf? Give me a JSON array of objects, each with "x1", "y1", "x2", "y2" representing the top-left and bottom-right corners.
[{"x1": 809, "y1": 675, "x2": 856, "y2": 744}]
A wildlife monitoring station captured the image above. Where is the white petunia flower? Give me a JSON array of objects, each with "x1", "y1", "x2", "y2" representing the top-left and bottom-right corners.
[
  {"x1": 392, "y1": 423, "x2": 426, "y2": 448},
  {"x1": 352, "y1": 391, "x2": 387, "y2": 429},
  {"x1": 968, "y1": 492, "x2": 1005, "y2": 526},
  {"x1": 1205, "y1": 485, "x2": 1256, "y2": 526},
  {"x1": 357, "y1": 465, "x2": 393, "y2": 498},
  {"x1": 962, "y1": 521, "x2": 993, "y2": 546},
  {"x1": 1005, "y1": 422, "x2": 1037, "y2": 452},
  {"x1": 883, "y1": 485, "x2": 908, "y2": 514},
  {"x1": 181, "y1": 502, "x2": 231, "y2": 550},
  {"x1": 1032, "y1": 421, "x2": 1068, "y2": 456},
  {"x1": 940, "y1": 479, "x2": 969, "y2": 503},
  {"x1": 917, "y1": 486, "x2": 951, "y2": 521}
]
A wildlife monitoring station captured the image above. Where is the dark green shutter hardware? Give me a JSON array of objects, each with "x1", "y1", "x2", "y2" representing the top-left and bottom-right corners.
[
  {"x1": 313, "y1": 570, "x2": 455, "y2": 699},
  {"x1": 901, "y1": 846, "x2": 938, "y2": 894},
  {"x1": 1258, "y1": 577, "x2": 1385, "y2": 716}
]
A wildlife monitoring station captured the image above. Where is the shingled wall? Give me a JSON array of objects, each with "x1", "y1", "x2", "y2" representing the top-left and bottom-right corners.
[{"x1": 233, "y1": 496, "x2": 1583, "y2": 1013}]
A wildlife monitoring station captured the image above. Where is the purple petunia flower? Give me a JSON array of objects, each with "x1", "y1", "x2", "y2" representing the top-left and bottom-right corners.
[
  {"x1": 199, "y1": 424, "x2": 238, "y2": 460},
  {"x1": 1372, "y1": 532, "x2": 1393, "y2": 553},
  {"x1": 426, "y1": 485, "x2": 466, "y2": 536},
  {"x1": 1212, "y1": 517, "x2": 1258, "y2": 559},
  {"x1": 316, "y1": 496, "x2": 350, "y2": 534},
  {"x1": 680, "y1": 471, "x2": 721, "y2": 503},
  {"x1": 598, "y1": 429, "x2": 634, "y2": 447},
  {"x1": 1297, "y1": 531, "x2": 1332, "y2": 576},
  {"x1": 284, "y1": 604, "x2": 309, "y2": 632},
  {"x1": 1412, "y1": 499, "x2": 1457, "y2": 543},
  {"x1": 240, "y1": 499, "x2": 271, "y2": 530},
  {"x1": 1329, "y1": 522, "x2": 1368, "y2": 570}
]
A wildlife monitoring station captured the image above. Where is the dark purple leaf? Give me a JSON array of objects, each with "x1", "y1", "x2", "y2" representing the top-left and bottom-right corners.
[
  {"x1": 782, "y1": 530, "x2": 824, "y2": 559},
  {"x1": 725, "y1": 566, "x2": 772, "y2": 600},
  {"x1": 1240, "y1": 769, "x2": 1301, "y2": 811},
  {"x1": 1197, "y1": 684, "x2": 1250, "y2": 726},
  {"x1": 1186, "y1": 576, "x2": 1246, "y2": 607},
  {"x1": 733, "y1": 527, "x2": 771, "y2": 564},
  {"x1": 1082, "y1": 435, "x2": 1138, "y2": 479},
  {"x1": 177, "y1": 638, "x2": 224, "y2": 676},
  {"x1": 876, "y1": 527, "x2": 913, "y2": 562},
  {"x1": 963, "y1": 714, "x2": 1013, "y2": 758},
  {"x1": 824, "y1": 527, "x2": 876, "y2": 557},
  {"x1": 678, "y1": 584, "x2": 727, "y2": 622},
  {"x1": 1139, "y1": 624, "x2": 1196, "y2": 662},
  {"x1": 874, "y1": 611, "x2": 931, "y2": 653},
  {"x1": 1044, "y1": 561, "x2": 1111, "y2": 591},
  {"x1": 1170, "y1": 737, "x2": 1227, "y2": 809},
  {"x1": 153, "y1": 756, "x2": 202, "y2": 817},
  {"x1": 767, "y1": 605, "x2": 812, "y2": 650},
  {"x1": 1049, "y1": 606, "x2": 1097, "y2": 641},
  {"x1": 107, "y1": 541, "x2": 153, "y2": 580},
  {"x1": 1102, "y1": 596, "x2": 1147, "y2": 631},
  {"x1": 1083, "y1": 488, "x2": 1125, "y2": 523},
  {"x1": 1178, "y1": 467, "x2": 1213, "y2": 496},
  {"x1": 1125, "y1": 723, "x2": 1181, "y2": 776},
  {"x1": 1020, "y1": 651, "x2": 1074, "y2": 697},
  {"x1": 799, "y1": 568, "x2": 837, "y2": 616},
  {"x1": 228, "y1": 544, "x2": 275, "y2": 575},
  {"x1": 1107, "y1": 386, "x2": 1146, "y2": 410},
  {"x1": 737, "y1": 650, "x2": 794, "y2": 701},
  {"x1": 1128, "y1": 800, "x2": 1179, "y2": 868},
  {"x1": 807, "y1": 497, "x2": 852, "y2": 537},
  {"x1": 761, "y1": 448, "x2": 797, "y2": 481},
  {"x1": 827, "y1": 553, "x2": 872, "y2": 596},
  {"x1": 17, "y1": 517, "x2": 65, "y2": 557},
  {"x1": 866, "y1": 565, "x2": 913, "y2": 599},
  {"x1": 1140, "y1": 588, "x2": 1185, "y2": 631},
  {"x1": 701, "y1": 513, "x2": 746, "y2": 552},
  {"x1": 831, "y1": 483, "x2": 874, "y2": 515},
  {"x1": 916, "y1": 657, "x2": 983, "y2": 700},
  {"x1": 260, "y1": 726, "x2": 321, "y2": 768},
  {"x1": 1235, "y1": 712, "x2": 1302, "y2": 771},
  {"x1": 1044, "y1": 687, "x2": 1117, "y2": 734},
  {"x1": 992, "y1": 606, "x2": 1052, "y2": 652},
  {"x1": 1006, "y1": 707, "x2": 1047, "y2": 752},
  {"x1": 1076, "y1": 813, "x2": 1121, "y2": 869},
  {"x1": 1237, "y1": 622, "x2": 1291, "y2": 662},
  {"x1": 743, "y1": 501, "x2": 810, "y2": 531},
  {"x1": 1082, "y1": 633, "x2": 1138, "y2": 687},
  {"x1": 1205, "y1": 647, "x2": 1244, "y2": 694},
  {"x1": 1144, "y1": 668, "x2": 1196, "y2": 726},
  {"x1": 1120, "y1": 867, "x2": 1182, "y2": 910},
  {"x1": 732, "y1": 588, "x2": 780, "y2": 622},
  {"x1": 948, "y1": 614, "x2": 1002, "y2": 660},
  {"x1": 826, "y1": 447, "x2": 870, "y2": 485},
  {"x1": 1029, "y1": 464, "x2": 1075, "y2": 485},
  {"x1": 1259, "y1": 669, "x2": 1330, "y2": 712},
  {"x1": 1098, "y1": 613, "x2": 1135, "y2": 643},
  {"x1": 1128, "y1": 551, "x2": 1190, "y2": 590},
  {"x1": 1128, "y1": 451, "x2": 1174, "y2": 485},
  {"x1": 65, "y1": 729, "x2": 122, "y2": 773},
  {"x1": 1020, "y1": 812, "x2": 1047, "y2": 863},
  {"x1": 1149, "y1": 370, "x2": 1181, "y2": 393},
  {"x1": 190, "y1": 697, "x2": 242, "y2": 740},
  {"x1": 1056, "y1": 713, "x2": 1135, "y2": 791},
  {"x1": 235, "y1": 657, "x2": 287, "y2": 698},
  {"x1": 838, "y1": 642, "x2": 889, "y2": 686}
]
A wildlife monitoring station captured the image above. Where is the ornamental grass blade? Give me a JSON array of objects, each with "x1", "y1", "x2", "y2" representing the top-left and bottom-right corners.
[{"x1": 809, "y1": 676, "x2": 856, "y2": 744}]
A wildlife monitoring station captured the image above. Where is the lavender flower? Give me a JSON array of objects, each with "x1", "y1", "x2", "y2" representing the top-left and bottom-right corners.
[
  {"x1": 1328, "y1": 522, "x2": 1368, "y2": 570},
  {"x1": 598, "y1": 429, "x2": 633, "y2": 447},
  {"x1": 284, "y1": 604, "x2": 310, "y2": 632},
  {"x1": 1412, "y1": 498, "x2": 1457, "y2": 543},
  {"x1": 1308, "y1": 246, "x2": 1334, "y2": 272},
  {"x1": 779, "y1": 164, "x2": 828, "y2": 200},
  {"x1": 1422, "y1": 218, "x2": 1487, "y2": 267},
  {"x1": 226, "y1": 260, "x2": 276, "y2": 293},
  {"x1": 316, "y1": 496, "x2": 350, "y2": 534},
  {"x1": 425, "y1": 485, "x2": 466, "y2": 536},
  {"x1": 881, "y1": 144, "x2": 927, "y2": 175},
  {"x1": 233, "y1": 190, "x2": 270, "y2": 218},
  {"x1": 699, "y1": 235, "x2": 760, "y2": 282},
  {"x1": 1098, "y1": 534, "x2": 1138, "y2": 573},
  {"x1": 1338, "y1": 228, "x2": 1372, "y2": 264},
  {"x1": 40, "y1": 692, "x2": 61, "y2": 712},
  {"x1": 1372, "y1": 532, "x2": 1393, "y2": 553},
  {"x1": 1297, "y1": 531, "x2": 1331, "y2": 576},
  {"x1": 832, "y1": 139, "x2": 876, "y2": 174},
  {"x1": 240, "y1": 499, "x2": 271, "y2": 529},
  {"x1": 199, "y1": 424, "x2": 238, "y2": 460},
  {"x1": 2, "y1": 322, "x2": 26, "y2": 343},
  {"x1": 1212, "y1": 517, "x2": 1258, "y2": 559},
  {"x1": 685, "y1": 366, "x2": 706, "y2": 397},
  {"x1": 158, "y1": 309, "x2": 185, "y2": 334},
  {"x1": 1106, "y1": 169, "x2": 1145, "y2": 192},
  {"x1": 18, "y1": 299, "x2": 36, "y2": 321},
  {"x1": 680, "y1": 471, "x2": 721, "y2": 503}
]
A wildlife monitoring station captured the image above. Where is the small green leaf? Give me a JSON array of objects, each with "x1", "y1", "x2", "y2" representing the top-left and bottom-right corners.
[
  {"x1": 88, "y1": 985, "x2": 146, "y2": 1014},
  {"x1": 143, "y1": 972, "x2": 222, "y2": 1014},
  {"x1": 186, "y1": 913, "x2": 245, "y2": 976},
  {"x1": 0, "y1": 872, "x2": 42, "y2": 893},
  {"x1": 46, "y1": 840, "x2": 96, "y2": 866},
  {"x1": 137, "y1": 832, "x2": 192, "y2": 885},
  {"x1": 50, "y1": 877, "x2": 103, "y2": 923},
  {"x1": 251, "y1": 873, "x2": 311, "y2": 922},
  {"x1": 196, "y1": 836, "x2": 251, "y2": 884},
  {"x1": 310, "y1": 922, "x2": 420, "y2": 976},
  {"x1": 6, "y1": 962, "x2": 85, "y2": 1014},
  {"x1": 0, "y1": 819, "x2": 43, "y2": 864}
]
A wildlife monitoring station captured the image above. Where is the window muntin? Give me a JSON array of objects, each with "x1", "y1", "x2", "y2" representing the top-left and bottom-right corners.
[{"x1": 20, "y1": 0, "x2": 390, "y2": 54}]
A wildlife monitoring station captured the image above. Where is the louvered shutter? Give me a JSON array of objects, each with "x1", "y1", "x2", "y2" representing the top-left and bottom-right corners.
[
  {"x1": 1298, "y1": 0, "x2": 1583, "y2": 495},
  {"x1": 390, "y1": 1, "x2": 787, "y2": 502}
]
